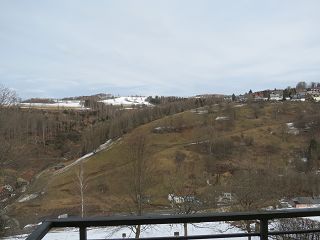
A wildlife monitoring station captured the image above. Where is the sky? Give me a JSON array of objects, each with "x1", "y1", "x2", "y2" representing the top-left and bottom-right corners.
[{"x1": 1, "y1": 0, "x2": 320, "y2": 99}]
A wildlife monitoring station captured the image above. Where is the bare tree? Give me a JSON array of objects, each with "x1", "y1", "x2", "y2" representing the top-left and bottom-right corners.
[
  {"x1": 0, "y1": 137, "x2": 12, "y2": 184},
  {"x1": 0, "y1": 85, "x2": 17, "y2": 107},
  {"x1": 231, "y1": 170, "x2": 277, "y2": 240},
  {"x1": 168, "y1": 170, "x2": 203, "y2": 237},
  {"x1": 296, "y1": 81, "x2": 307, "y2": 92},
  {"x1": 126, "y1": 133, "x2": 153, "y2": 238},
  {"x1": 0, "y1": 213, "x2": 5, "y2": 237},
  {"x1": 76, "y1": 163, "x2": 88, "y2": 218}
]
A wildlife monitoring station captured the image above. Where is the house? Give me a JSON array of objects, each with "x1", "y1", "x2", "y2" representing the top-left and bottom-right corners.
[
  {"x1": 217, "y1": 192, "x2": 233, "y2": 206},
  {"x1": 0, "y1": 185, "x2": 13, "y2": 201},
  {"x1": 16, "y1": 177, "x2": 29, "y2": 188},
  {"x1": 307, "y1": 88, "x2": 320, "y2": 95},
  {"x1": 290, "y1": 197, "x2": 320, "y2": 208},
  {"x1": 307, "y1": 89, "x2": 320, "y2": 102},
  {"x1": 237, "y1": 94, "x2": 247, "y2": 102},
  {"x1": 291, "y1": 92, "x2": 306, "y2": 101},
  {"x1": 168, "y1": 194, "x2": 200, "y2": 205},
  {"x1": 224, "y1": 95, "x2": 233, "y2": 102},
  {"x1": 253, "y1": 92, "x2": 267, "y2": 101},
  {"x1": 312, "y1": 95, "x2": 320, "y2": 102},
  {"x1": 278, "y1": 199, "x2": 293, "y2": 209},
  {"x1": 253, "y1": 91, "x2": 269, "y2": 101},
  {"x1": 168, "y1": 193, "x2": 185, "y2": 204},
  {"x1": 291, "y1": 89, "x2": 307, "y2": 101},
  {"x1": 269, "y1": 90, "x2": 283, "y2": 101}
]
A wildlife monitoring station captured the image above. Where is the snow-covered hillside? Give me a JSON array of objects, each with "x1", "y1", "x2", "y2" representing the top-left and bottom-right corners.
[{"x1": 100, "y1": 96, "x2": 152, "y2": 106}]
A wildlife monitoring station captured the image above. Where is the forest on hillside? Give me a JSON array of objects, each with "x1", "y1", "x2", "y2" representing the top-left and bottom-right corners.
[{"x1": 0, "y1": 85, "x2": 221, "y2": 214}]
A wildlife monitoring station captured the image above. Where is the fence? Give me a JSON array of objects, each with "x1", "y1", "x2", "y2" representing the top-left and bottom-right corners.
[{"x1": 26, "y1": 208, "x2": 320, "y2": 240}]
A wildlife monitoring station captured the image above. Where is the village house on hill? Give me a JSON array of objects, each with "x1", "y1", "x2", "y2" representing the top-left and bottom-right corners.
[
  {"x1": 307, "y1": 88, "x2": 320, "y2": 102},
  {"x1": 252, "y1": 90, "x2": 269, "y2": 101},
  {"x1": 269, "y1": 89, "x2": 283, "y2": 101}
]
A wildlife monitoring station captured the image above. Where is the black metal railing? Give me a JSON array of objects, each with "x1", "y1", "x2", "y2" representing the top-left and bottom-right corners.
[{"x1": 26, "y1": 208, "x2": 320, "y2": 240}]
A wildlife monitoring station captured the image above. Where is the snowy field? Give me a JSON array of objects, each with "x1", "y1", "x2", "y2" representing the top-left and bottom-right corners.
[
  {"x1": 19, "y1": 100, "x2": 89, "y2": 110},
  {"x1": 100, "y1": 96, "x2": 152, "y2": 106},
  {"x1": 3, "y1": 222, "x2": 257, "y2": 240}
]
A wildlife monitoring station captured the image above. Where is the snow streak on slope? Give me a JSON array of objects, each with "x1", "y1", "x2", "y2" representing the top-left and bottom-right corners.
[{"x1": 54, "y1": 139, "x2": 118, "y2": 175}]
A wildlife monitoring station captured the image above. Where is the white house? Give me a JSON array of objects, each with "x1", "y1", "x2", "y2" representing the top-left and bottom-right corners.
[{"x1": 269, "y1": 90, "x2": 283, "y2": 101}]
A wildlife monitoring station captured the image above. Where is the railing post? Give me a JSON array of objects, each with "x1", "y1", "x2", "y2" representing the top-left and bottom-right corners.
[
  {"x1": 260, "y1": 218, "x2": 268, "y2": 240},
  {"x1": 79, "y1": 226, "x2": 87, "y2": 240}
]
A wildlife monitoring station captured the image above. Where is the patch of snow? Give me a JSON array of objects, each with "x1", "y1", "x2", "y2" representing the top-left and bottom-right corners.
[
  {"x1": 95, "y1": 139, "x2": 112, "y2": 152},
  {"x1": 304, "y1": 216, "x2": 320, "y2": 222},
  {"x1": 2, "y1": 234, "x2": 28, "y2": 240},
  {"x1": 152, "y1": 126, "x2": 176, "y2": 133},
  {"x1": 234, "y1": 104, "x2": 246, "y2": 108},
  {"x1": 215, "y1": 116, "x2": 229, "y2": 121},
  {"x1": 100, "y1": 96, "x2": 152, "y2": 106},
  {"x1": 190, "y1": 109, "x2": 208, "y2": 114},
  {"x1": 18, "y1": 193, "x2": 38, "y2": 203},
  {"x1": 301, "y1": 157, "x2": 308, "y2": 163},
  {"x1": 185, "y1": 140, "x2": 209, "y2": 146},
  {"x1": 270, "y1": 97, "x2": 282, "y2": 101},
  {"x1": 286, "y1": 123, "x2": 299, "y2": 135},
  {"x1": 23, "y1": 222, "x2": 42, "y2": 229},
  {"x1": 291, "y1": 98, "x2": 306, "y2": 102},
  {"x1": 53, "y1": 152, "x2": 94, "y2": 175}
]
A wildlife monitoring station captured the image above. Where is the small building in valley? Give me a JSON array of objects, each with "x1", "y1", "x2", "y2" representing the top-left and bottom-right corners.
[{"x1": 290, "y1": 197, "x2": 320, "y2": 208}]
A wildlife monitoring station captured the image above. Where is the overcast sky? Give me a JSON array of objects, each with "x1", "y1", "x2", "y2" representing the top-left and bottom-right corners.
[{"x1": 1, "y1": 0, "x2": 320, "y2": 99}]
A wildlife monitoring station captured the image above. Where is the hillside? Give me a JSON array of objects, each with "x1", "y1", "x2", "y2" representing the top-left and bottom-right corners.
[{"x1": 6, "y1": 101, "x2": 320, "y2": 230}]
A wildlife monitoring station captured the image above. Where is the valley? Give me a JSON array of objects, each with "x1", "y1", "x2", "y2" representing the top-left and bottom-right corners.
[{"x1": 2, "y1": 98, "x2": 320, "y2": 236}]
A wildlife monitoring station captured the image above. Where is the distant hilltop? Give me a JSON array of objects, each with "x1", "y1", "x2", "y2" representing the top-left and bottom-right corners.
[
  {"x1": 19, "y1": 81, "x2": 320, "y2": 106},
  {"x1": 22, "y1": 93, "x2": 114, "y2": 103},
  {"x1": 195, "y1": 94, "x2": 225, "y2": 98},
  {"x1": 62, "y1": 93, "x2": 114, "y2": 101}
]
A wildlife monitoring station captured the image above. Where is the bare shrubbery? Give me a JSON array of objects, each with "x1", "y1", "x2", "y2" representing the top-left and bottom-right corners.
[
  {"x1": 274, "y1": 218, "x2": 320, "y2": 240},
  {"x1": 0, "y1": 215, "x2": 5, "y2": 237},
  {"x1": 207, "y1": 137, "x2": 234, "y2": 158}
]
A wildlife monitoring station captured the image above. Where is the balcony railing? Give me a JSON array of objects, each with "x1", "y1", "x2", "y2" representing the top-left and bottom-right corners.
[{"x1": 26, "y1": 208, "x2": 320, "y2": 240}]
